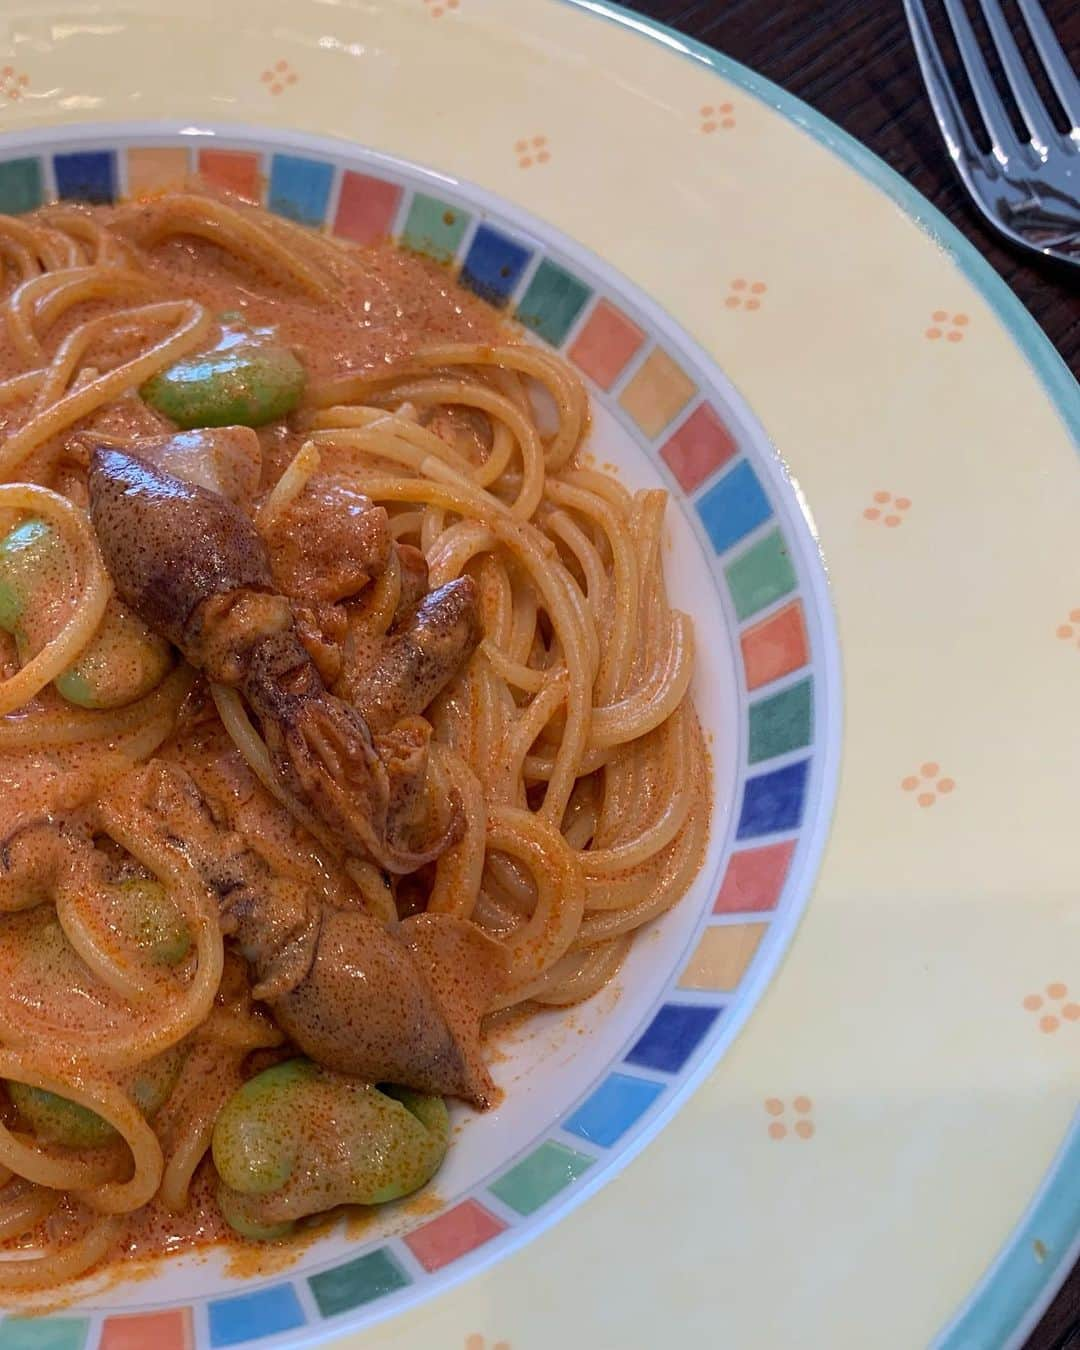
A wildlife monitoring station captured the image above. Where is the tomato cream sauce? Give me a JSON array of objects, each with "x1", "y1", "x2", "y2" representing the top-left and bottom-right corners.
[
  {"x1": 0, "y1": 186, "x2": 708, "y2": 1297},
  {"x1": 0, "y1": 192, "x2": 510, "y2": 1283}
]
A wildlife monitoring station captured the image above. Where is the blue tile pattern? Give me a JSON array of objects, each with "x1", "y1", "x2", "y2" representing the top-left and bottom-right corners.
[
  {"x1": 563, "y1": 1073, "x2": 666, "y2": 1147},
  {"x1": 737, "y1": 759, "x2": 811, "y2": 839},
  {"x1": 208, "y1": 1285, "x2": 305, "y2": 1347},
  {"x1": 268, "y1": 153, "x2": 334, "y2": 225},
  {"x1": 460, "y1": 224, "x2": 533, "y2": 307},
  {"x1": 696, "y1": 459, "x2": 773, "y2": 554},
  {"x1": 625, "y1": 1004, "x2": 723, "y2": 1074},
  {"x1": 53, "y1": 150, "x2": 116, "y2": 204}
]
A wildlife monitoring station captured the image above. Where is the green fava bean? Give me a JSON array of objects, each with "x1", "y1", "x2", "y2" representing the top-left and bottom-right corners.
[
  {"x1": 141, "y1": 325, "x2": 306, "y2": 429},
  {"x1": 215, "y1": 1184, "x2": 295, "y2": 1241},
  {"x1": 8, "y1": 1082, "x2": 114, "y2": 1149},
  {"x1": 8, "y1": 1044, "x2": 186, "y2": 1149},
  {"x1": 53, "y1": 598, "x2": 172, "y2": 710},
  {"x1": 212, "y1": 1060, "x2": 450, "y2": 1239},
  {"x1": 113, "y1": 877, "x2": 191, "y2": 967},
  {"x1": 127, "y1": 1044, "x2": 188, "y2": 1117},
  {"x1": 363, "y1": 1086, "x2": 450, "y2": 1204},
  {"x1": 0, "y1": 518, "x2": 69, "y2": 637},
  {"x1": 212, "y1": 1059, "x2": 317, "y2": 1196},
  {"x1": 0, "y1": 521, "x2": 171, "y2": 709}
]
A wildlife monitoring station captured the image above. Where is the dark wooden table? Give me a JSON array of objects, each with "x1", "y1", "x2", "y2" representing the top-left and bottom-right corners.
[{"x1": 622, "y1": 2, "x2": 1079, "y2": 1347}]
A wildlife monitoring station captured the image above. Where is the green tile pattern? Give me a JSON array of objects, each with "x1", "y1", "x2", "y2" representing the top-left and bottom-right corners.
[
  {"x1": 401, "y1": 193, "x2": 471, "y2": 262},
  {"x1": 725, "y1": 529, "x2": 797, "y2": 621},
  {"x1": 748, "y1": 678, "x2": 813, "y2": 763},
  {"x1": 308, "y1": 1247, "x2": 411, "y2": 1317},
  {"x1": 0, "y1": 158, "x2": 44, "y2": 214},
  {"x1": 489, "y1": 1140, "x2": 594, "y2": 1216},
  {"x1": 0, "y1": 1319, "x2": 89, "y2": 1350},
  {"x1": 514, "y1": 258, "x2": 592, "y2": 345}
]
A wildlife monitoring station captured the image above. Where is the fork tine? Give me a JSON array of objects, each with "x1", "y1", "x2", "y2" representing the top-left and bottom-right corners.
[
  {"x1": 904, "y1": 0, "x2": 987, "y2": 167},
  {"x1": 976, "y1": 0, "x2": 1057, "y2": 152},
  {"x1": 941, "y1": 0, "x2": 1021, "y2": 159},
  {"x1": 1016, "y1": 0, "x2": 1080, "y2": 132}
]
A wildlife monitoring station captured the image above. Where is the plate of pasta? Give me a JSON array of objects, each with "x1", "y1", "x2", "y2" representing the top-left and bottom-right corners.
[
  {"x1": 0, "y1": 121, "x2": 837, "y2": 1338},
  {"x1": 0, "y1": 3, "x2": 1074, "y2": 1349}
]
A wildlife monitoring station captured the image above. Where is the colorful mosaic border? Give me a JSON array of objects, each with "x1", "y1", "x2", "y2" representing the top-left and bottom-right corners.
[{"x1": 0, "y1": 127, "x2": 840, "y2": 1349}]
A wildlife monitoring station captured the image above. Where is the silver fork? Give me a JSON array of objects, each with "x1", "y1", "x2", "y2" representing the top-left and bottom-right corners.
[{"x1": 904, "y1": 0, "x2": 1080, "y2": 265}]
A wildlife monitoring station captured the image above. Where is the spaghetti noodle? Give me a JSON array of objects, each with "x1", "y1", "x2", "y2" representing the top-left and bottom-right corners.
[{"x1": 0, "y1": 186, "x2": 708, "y2": 1289}]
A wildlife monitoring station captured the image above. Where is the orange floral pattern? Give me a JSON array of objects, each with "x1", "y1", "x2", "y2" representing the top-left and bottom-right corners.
[
  {"x1": 1055, "y1": 609, "x2": 1080, "y2": 648},
  {"x1": 260, "y1": 60, "x2": 298, "y2": 95},
  {"x1": 763, "y1": 1096, "x2": 815, "y2": 1140},
  {"x1": 863, "y1": 490, "x2": 911, "y2": 527},
  {"x1": 725, "y1": 279, "x2": 766, "y2": 311},
  {"x1": 925, "y1": 310, "x2": 969, "y2": 342},
  {"x1": 1023, "y1": 983, "x2": 1080, "y2": 1034},
  {"x1": 700, "y1": 101, "x2": 735, "y2": 132},
  {"x1": 514, "y1": 135, "x2": 550, "y2": 169},
  {"x1": 900, "y1": 762, "x2": 955, "y2": 807},
  {"x1": 0, "y1": 67, "x2": 28, "y2": 102}
]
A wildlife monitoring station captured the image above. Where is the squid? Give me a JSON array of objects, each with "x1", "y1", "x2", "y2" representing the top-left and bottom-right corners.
[
  {"x1": 0, "y1": 759, "x2": 504, "y2": 1105},
  {"x1": 88, "y1": 446, "x2": 480, "y2": 874},
  {"x1": 122, "y1": 760, "x2": 504, "y2": 1106},
  {"x1": 81, "y1": 444, "x2": 504, "y2": 1105}
]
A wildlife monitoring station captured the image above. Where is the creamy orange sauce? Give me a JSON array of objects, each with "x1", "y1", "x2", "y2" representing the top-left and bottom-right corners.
[
  {"x1": 0, "y1": 228, "x2": 500, "y2": 390},
  {"x1": 0, "y1": 186, "x2": 711, "y2": 1295},
  {"x1": 0, "y1": 196, "x2": 511, "y2": 1285}
]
